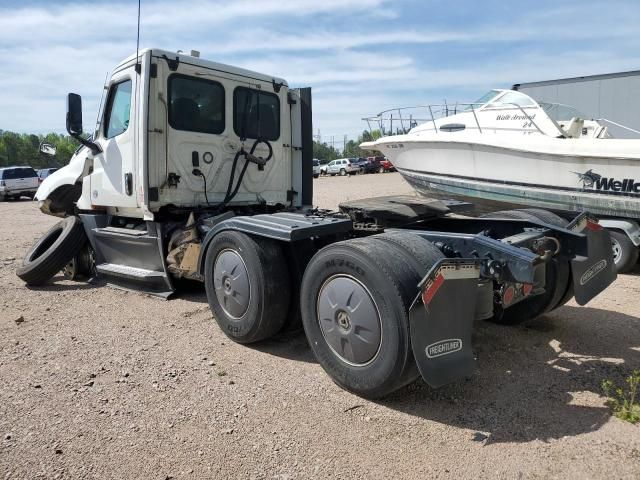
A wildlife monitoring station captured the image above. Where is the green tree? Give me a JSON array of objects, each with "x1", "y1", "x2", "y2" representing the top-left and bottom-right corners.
[
  {"x1": 0, "y1": 131, "x2": 79, "y2": 169},
  {"x1": 312, "y1": 140, "x2": 340, "y2": 163},
  {"x1": 340, "y1": 130, "x2": 384, "y2": 158}
]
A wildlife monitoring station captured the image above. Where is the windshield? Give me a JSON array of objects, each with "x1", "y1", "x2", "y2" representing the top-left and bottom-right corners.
[
  {"x1": 540, "y1": 102, "x2": 591, "y2": 122},
  {"x1": 466, "y1": 90, "x2": 500, "y2": 109},
  {"x1": 487, "y1": 91, "x2": 537, "y2": 109}
]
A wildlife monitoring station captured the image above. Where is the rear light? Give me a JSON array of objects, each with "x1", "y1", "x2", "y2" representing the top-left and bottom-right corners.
[{"x1": 585, "y1": 219, "x2": 603, "y2": 231}]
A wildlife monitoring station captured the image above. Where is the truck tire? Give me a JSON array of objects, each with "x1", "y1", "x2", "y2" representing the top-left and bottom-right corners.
[
  {"x1": 481, "y1": 209, "x2": 571, "y2": 323},
  {"x1": 16, "y1": 216, "x2": 87, "y2": 286},
  {"x1": 300, "y1": 236, "x2": 442, "y2": 398},
  {"x1": 371, "y1": 231, "x2": 445, "y2": 278},
  {"x1": 491, "y1": 259, "x2": 566, "y2": 324},
  {"x1": 610, "y1": 230, "x2": 639, "y2": 273},
  {"x1": 513, "y1": 208, "x2": 568, "y2": 227},
  {"x1": 62, "y1": 245, "x2": 94, "y2": 281},
  {"x1": 513, "y1": 209, "x2": 575, "y2": 310},
  {"x1": 368, "y1": 233, "x2": 446, "y2": 389},
  {"x1": 204, "y1": 231, "x2": 290, "y2": 344}
]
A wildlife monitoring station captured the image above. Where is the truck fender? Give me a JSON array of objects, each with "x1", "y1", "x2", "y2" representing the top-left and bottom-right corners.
[
  {"x1": 35, "y1": 147, "x2": 93, "y2": 215},
  {"x1": 197, "y1": 212, "x2": 352, "y2": 276}
]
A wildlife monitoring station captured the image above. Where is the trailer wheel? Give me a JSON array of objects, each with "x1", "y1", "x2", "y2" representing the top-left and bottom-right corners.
[
  {"x1": 300, "y1": 237, "x2": 442, "y2": 398},
  {"x1": 204, "y1": 231, "x2": 290, "y2": 344},
  {"x1": 16, "y1": 216, "x2": 87, "y2": 286},
  {"x1": 481, "y1": 209, "x2": 571, "y2": 323},
  {"x1": 610, "y1": 230, "x2": 639, "y2": 273}
]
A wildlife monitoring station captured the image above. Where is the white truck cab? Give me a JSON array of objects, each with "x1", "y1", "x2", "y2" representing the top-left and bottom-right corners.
[{"x1": 37, "y1": 48, "x2": 312, "y2": 219}]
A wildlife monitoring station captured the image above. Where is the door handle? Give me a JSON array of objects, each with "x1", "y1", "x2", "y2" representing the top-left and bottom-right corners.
[{"x1": 125, "y1": 172, "x2": 133, "y2": 196}]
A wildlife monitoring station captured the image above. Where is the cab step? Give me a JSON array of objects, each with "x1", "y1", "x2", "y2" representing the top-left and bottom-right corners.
[
  {"x1": 78, "y1": 213, "x2": 174, "y2": 298},
  {"x1": 95, "y1": 262, "x2": 173, "y2": 298}
]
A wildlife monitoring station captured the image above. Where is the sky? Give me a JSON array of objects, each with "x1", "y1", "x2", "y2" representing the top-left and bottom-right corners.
[{"x1": 1, "y1": 0, "x2": 640, "y2": 146}]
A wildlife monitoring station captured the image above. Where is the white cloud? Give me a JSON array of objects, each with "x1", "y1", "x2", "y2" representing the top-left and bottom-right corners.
[{"x1": 0, "y1": 0, "x2": 639, "y2": 139}]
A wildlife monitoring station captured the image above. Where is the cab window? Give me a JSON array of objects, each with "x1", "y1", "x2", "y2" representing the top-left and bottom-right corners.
[
  {"x1": 168, "y1": 74, "x2": 225, "y2": 134},
  {"x1": 233, "y1": 87, "x2": 280, "y2": 141},
  {"x1": 104, "y1": 80, "x2": 132, "y2": 138}
]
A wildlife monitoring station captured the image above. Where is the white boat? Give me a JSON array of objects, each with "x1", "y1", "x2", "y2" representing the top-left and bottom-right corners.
[{"x1": 361, "y1": 89, "x2": 640, "y2": 219}]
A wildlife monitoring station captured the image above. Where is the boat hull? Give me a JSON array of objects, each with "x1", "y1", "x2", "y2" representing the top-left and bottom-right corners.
[{"x1": 380, "y1": 138, "x2": 640, "y2": 219}]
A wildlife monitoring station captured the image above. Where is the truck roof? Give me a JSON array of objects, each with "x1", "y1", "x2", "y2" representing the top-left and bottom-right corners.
[{"x1": 116, "y1": 48, "x2": 289, "y2": 87}]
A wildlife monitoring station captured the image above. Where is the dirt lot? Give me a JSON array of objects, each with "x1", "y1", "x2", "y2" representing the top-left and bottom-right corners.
[{"x1": 1, "y1": 172, "x2": 639, "y2": 479}]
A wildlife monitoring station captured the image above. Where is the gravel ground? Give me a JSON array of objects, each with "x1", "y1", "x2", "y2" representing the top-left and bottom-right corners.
[{"x1": 1, "y1": 172, "x2": 639, "y2": 479}]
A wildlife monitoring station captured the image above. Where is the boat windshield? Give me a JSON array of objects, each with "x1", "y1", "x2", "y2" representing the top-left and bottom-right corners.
[
  {"x1": 539, "y1": 102, "x2": 590, "y2": 122},
  {"x1": 486, "y1": 91, "x2": 537, "y2": 109},
  {"x1": 465, "y1": 90, "x2": 501, "y2": 109}
]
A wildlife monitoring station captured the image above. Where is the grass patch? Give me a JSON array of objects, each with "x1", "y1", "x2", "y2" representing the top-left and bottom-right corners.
[{"x1": 602, "y1": 370, "x2": 640, "y2": 424}]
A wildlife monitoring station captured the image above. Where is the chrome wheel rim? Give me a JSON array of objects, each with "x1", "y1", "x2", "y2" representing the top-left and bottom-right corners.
[{"x1": 611, "y1": 238, "x2": 622, "y2": 265}]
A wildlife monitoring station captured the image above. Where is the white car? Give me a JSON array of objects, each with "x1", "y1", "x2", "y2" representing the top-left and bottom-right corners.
[
  {"x1": 312, "y1": 159, "x2": 320, "y2": 178},
  {"x1": 325, "y1": 158, "x2": 360, "y2": 176},
  {"x1": 0, "y1": 166, "x2": 39, "y2": 201}
]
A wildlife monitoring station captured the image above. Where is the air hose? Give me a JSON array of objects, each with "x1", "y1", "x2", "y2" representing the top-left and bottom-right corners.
[{"x1": 218, "y1": 138, "x2": 273, "y2": 210}]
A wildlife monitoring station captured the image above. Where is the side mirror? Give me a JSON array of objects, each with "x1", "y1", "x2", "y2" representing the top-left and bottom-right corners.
[
  {"x1": 39, "y1": 142, "x2": 57, "y2": 156},
  {"x1": 66, "y1": 93, "x2": 83, "y2": 135},
  {"x1": 65, "y1": 93, "x2": 101, "y2": 155}
]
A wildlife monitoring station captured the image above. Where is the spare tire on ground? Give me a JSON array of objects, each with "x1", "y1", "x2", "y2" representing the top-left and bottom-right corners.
[{"x1": 16, "y1": 216, "x2": 87, "y2": 286}]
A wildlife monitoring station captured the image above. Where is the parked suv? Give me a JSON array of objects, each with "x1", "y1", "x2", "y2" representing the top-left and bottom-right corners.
[
  {"x1": 367, "y1": 156, "x2": 395, "y2": 172},
  {"x1": 354, "y1": 157, "x2": 383, "y2": 174},
  {"x1": 0, "y1": 166, "x2": 39, "y2": 200},
  {"x1": 325, "y1": 158, "x2": 360, "y2": 176}
]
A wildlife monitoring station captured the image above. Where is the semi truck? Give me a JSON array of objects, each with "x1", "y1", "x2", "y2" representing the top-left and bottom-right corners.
[{"x1": 17, "y1": 48, "x2": 617, "y2": 398}]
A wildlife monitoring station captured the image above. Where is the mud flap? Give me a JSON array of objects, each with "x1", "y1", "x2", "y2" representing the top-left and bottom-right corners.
[
  {"x1": 568, "y1": 217, "x2": 617, "y2": 305},
  {"x1": 409, "y1": 259, "x2": 481, "y2": 388}
]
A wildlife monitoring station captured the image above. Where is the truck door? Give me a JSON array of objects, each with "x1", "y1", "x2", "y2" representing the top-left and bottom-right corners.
[{"x1": 90, "y1": 65, "x2": 139, "y2": 209}]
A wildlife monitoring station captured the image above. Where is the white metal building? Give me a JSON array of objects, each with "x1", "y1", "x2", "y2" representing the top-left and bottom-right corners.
[{"x1": 513, "y1": 71, "x2": 640, "y2": 138}]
